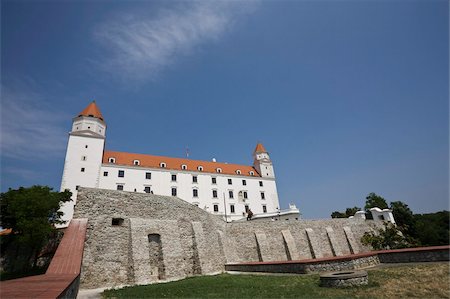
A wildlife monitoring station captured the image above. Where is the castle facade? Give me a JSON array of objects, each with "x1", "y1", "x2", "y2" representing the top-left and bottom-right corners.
[{"x1": 60, "y1": 102, "x2": 298, "y2": 224}]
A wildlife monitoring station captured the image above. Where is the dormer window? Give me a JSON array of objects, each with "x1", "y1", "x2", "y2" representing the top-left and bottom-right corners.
[
  {"x1": 181, "y1": 164, "x2": 187, "y2": 170},
  {"x1": 160, "y1": 162, "x2": 166, "y2": 168},
  {"x1": 236, "y1": 170, "x2": 241, "y2": 175},
  {"x1": 216, "y1": 168, "x2": 222, "y2": 173},
  {"x1": 198, "y1": 166, "x2": 203, "y2": 172},
  {"x1": 133, "y1": 160, "x2": 140, "y2": 166},
  {"x1": 249, "y1": 171, "x2": 255, "y2": 176},
  {"x1": 109, "y1": 157, "x2": 116, "y2": 163}
]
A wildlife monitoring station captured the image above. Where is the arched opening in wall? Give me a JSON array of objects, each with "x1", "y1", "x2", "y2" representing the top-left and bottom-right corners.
[{"x1": 148, "y1": 234, "x2": 165, "y2": 280}]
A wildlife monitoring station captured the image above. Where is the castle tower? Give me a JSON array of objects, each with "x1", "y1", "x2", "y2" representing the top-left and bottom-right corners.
[
  {"x1": 253, "y1": 142, "x2": 275, "y2": 178},
  {"x1": 59, "y1": 101, "x2": 106, "y2": 225}
]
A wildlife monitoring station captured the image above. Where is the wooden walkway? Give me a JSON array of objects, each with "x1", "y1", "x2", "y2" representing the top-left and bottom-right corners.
[{"x1": 1, "y1": 218, "x2": 88, "y2": 299}]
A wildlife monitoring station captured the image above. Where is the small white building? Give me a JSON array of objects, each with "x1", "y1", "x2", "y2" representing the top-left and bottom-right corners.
[{"x1": 60, "y1": 102, "x2": 299, "y2": 225}]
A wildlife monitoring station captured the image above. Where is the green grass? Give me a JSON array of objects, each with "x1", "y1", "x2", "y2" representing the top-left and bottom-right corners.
[{"x1": 102, "y1": 263, "x2": 449, "y2": 298}]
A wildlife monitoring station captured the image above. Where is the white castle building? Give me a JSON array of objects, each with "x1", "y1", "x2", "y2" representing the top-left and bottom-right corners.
[{"x1": 60, "y1": 101, "x2": 299, "y2": 225}]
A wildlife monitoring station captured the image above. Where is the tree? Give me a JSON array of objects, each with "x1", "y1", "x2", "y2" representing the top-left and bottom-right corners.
[
  {"x1": 0, "y1": 186, "x2": 71, "y2": 268},
  {"x1": 390, "y1": 201, "x2": 415, "y2": 235},
  {"x1": 364, "y1": 193, "x2": 388, "y2": 219},
  {"x1": 331, "y1": 206, "x2": 361, "y2": 218},
  {"x1": 364, "y1": 192, "x2": 388, "y2": 211},
  {"x1": 413, "y1": 211, "x2": 450, "y2": 246},
  {"x1": 331, "y1": 211, "x2": 346, "y2": 218},
  {"x1": 361, "y1": 222, "x2": 414, "y2": 250}
]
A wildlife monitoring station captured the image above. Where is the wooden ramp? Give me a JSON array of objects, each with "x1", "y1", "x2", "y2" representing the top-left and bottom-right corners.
[{"x1": 1, "y1": 218, "x2": 88, "y2": 299}]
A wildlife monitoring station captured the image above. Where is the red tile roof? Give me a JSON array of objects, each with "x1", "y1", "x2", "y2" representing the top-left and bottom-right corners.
[
  {"x1": 254, "y1": 143, "x2": 267, "y2": 153},
  {"x1": 103, "y1": 150, "x2": 261, "y2": 177},
  {"x1": 78, "y1": 100, "x2": 104, "y2": 121}
]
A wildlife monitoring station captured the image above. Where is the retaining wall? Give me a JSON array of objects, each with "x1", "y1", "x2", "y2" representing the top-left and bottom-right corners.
[{"x1": 74, "y1": 188, "x2": 382, "y2": 289}]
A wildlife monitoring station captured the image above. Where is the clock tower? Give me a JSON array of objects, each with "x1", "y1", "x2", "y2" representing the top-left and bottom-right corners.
[{"x1": 253, "y1": 143, "x2": 275, "y2": 178}]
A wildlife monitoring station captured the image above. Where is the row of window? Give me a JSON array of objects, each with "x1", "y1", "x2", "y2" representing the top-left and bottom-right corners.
[
  {"x1": 102, "y1": 170, "x2": 264, "y2": 187},
  {"x1": 113, "y1": 184, "x2": 264, "y2": 200},
  {"x1": 107, "y1": 157, "x2": 255, "y2": 175},
  {"x1": 210, "y1": 204, "x2": 267, "y2": 214}
]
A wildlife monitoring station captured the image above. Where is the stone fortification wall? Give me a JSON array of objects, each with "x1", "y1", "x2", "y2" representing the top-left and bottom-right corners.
[
  {"x1": 74, "y1": 188, "x2": 226, "y2": 289},
  {"x1": 224, "y1": 219, "x2": 378, "y2": 264},
  {"x1": 74, "y1": 188, "x2": 381, "y2": 289}
]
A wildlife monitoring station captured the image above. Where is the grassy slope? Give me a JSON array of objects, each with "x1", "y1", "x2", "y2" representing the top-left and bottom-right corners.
[{"x1": 102, "y1": 263, "x2": 449, "y2": 298}]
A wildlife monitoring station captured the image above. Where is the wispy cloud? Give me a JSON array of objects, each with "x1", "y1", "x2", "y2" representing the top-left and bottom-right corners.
[
  {"x1": 0, "y1": 84, "x2": 68, "y2": 160},
  {"x1": 94, "y1": 1, "x2": 258, "y2": 81}
]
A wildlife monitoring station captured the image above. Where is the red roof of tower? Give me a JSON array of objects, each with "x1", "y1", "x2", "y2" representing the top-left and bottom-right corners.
[
  {"x1": 254, "y1": 143, "x2": 267, "y2": 153},
  {"x1": 78, "y1": 101, "x2": 104, "y2": 121}
]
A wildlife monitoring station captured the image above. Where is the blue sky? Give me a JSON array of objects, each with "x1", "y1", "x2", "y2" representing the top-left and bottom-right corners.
[{"x1": 1, "y1": 0, "x2": 448, "y2": 218}]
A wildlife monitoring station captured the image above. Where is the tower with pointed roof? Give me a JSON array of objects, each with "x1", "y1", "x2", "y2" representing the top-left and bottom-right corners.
[
  {"x1": 60, "y1": 101, "x2": 107, "y2": 225},
  {"x1": 253, "y1": 143, "x2": 275, "y2": 178}
]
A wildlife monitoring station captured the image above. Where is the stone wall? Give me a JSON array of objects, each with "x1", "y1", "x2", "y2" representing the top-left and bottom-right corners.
[
  {"x1": 74, "y1": 188, "x2": 381, "y2": 289},
  {"x1": 224, "y1": 219, "x2": 378, "y2": 264}
]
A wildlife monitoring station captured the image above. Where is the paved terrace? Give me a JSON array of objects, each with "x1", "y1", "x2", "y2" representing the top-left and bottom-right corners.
[{"x1": 1, "y1": 219, "x2": 88, "y2": 299}]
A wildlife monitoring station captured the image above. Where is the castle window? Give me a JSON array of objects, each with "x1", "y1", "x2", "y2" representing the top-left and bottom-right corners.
[
  {"x1": 117, "y1": 185, "x2": 124, "y2": 191},
  {"x1": 212, "y1": 190, "x2": 218, "y2": 198},
  {"x1": 81, "y1": 167, "x2": 85, "y2": 172},
  {"x1": 230, "y1": 204, "x2": 235, "y2": 214},
  {"x1": 146, "y1": 172, "x2": 151, "y2": 179},
  {"x1": 243, "y1": 191, "x2": 248, "y2": 199},
  {"x1": 171, "y1": 174, "x2": 177, "y2": 182},
  {"x1": 249, "y1": 171, "x2": 254, "y2": 176},
  {"x1": 103, "y1": 171, "x2": 108, "y2": 176},
  {"x1": 109, "y1": 157, "x2": 116, "y2": 163},
  {"x1": 259, "y1": 181, "x2": 263, "y2": 187},
  {"x1": 236, "y1": 170, "x2": 241, "y2": 175},
  {"x1": 193, "y1": 189, "x2": 198, "y2": 198},
  {"x1": 198, "y1": 166, "x2": 203, "y2": 171},
  {"x1": 75, "y1": 185, "x2": 80, "y2": 191},
  {"x1": 229, "y1": 190, "x2": 234, "y2": 199},
  {"x1": 85, "y1": 145, "x2": 88, "y2": 148},
  {"x1": 81, "y1": 156, "x2": 87, "y2": 161},
  {"x1": 216, "y1": 168, "x2": 222, "y2": 173},
  {"x1": 118, "y1": 170, "x2": 125, "y2": 177},
  {"x1": 262, "y1": 205, "x2": 267, "y2": 213},
  {"x1": 213, "y1": 204, "x2": 219, "y2": 212},
  {"x1": 261, "y1": 192, "x2": 265, "y2": 200},
  {"x1": 171, "y1": 187, "x2": 177, "y2": 196},
  {"x1": 144, "y1": 186, "x2": 151, "y2": 193},
  {"x1": 192, "y1": 175, "x2": 198, "y2": 183},
  {"x1": 211, "y1": 177, "x2": 217, "y2": 184},
  {"x1": 228, "y1": 178, "x2": 232, "y2": 185},
  {"x1": 242, "y1": 179, "x2": 246, "y2": 186},
  {"x1": 160, "y1": 162, "x2": 166, "y2": 168},
  {"x1": 112, "y1": 218, "x2": 124, "y2": 226},
  {"x1": 133, "y1": 160, "x2": 140, "y2": 166},
  {"x1": 181, "y1": 164, "x2": 187, "y2": 170}
]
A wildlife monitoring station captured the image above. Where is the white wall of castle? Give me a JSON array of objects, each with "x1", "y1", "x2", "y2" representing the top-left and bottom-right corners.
[{"x1": 98, "y1": 164, "x2": 279, "y2": 221}]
